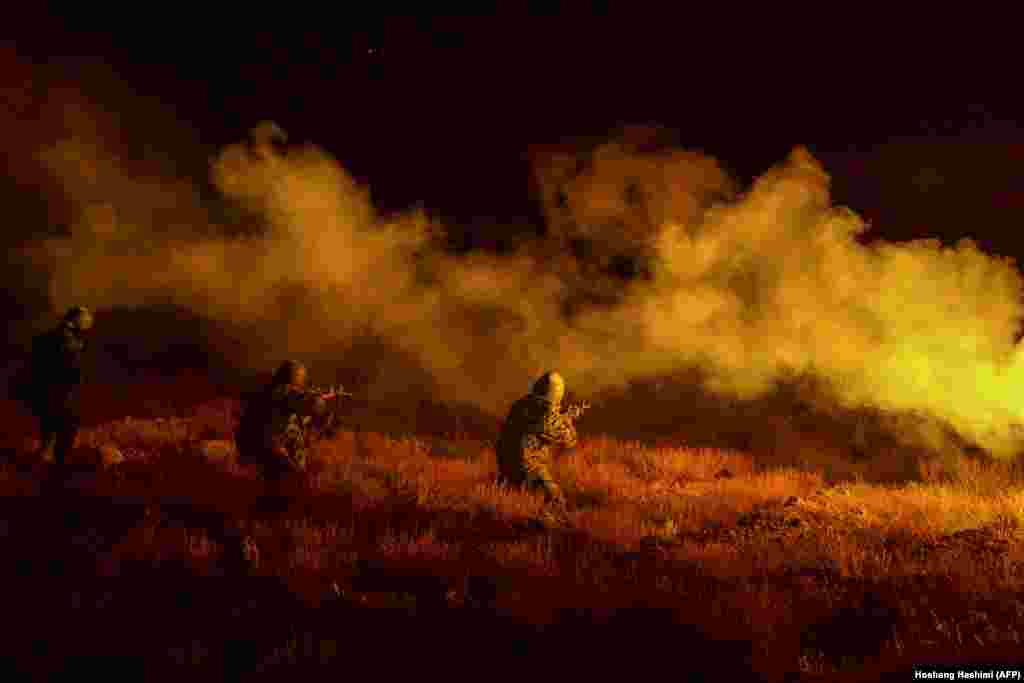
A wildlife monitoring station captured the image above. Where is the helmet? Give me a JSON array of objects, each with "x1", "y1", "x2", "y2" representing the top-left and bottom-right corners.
[
  {"x1": 273, "y1": 360, "x2": 307, "y2": 387},
  {"x1": 250, "y1": 121, "x2": 288, "y2": 158},
  {"x1": 531, "y1": 371, "x2": 566, "y2": 405},
  {"x1": 62, "y1": 306, "x2": 94, "y2": 332}
]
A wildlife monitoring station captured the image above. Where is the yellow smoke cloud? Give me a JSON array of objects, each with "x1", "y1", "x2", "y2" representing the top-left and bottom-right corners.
[{"x1": 16, "y1": 82, "x2": 1024, "y2": 458}]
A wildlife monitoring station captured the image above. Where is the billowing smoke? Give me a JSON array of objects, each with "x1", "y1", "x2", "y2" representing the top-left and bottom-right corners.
[{"x1": 11, "y1": 63, "x2": 1024, "y2": 457}]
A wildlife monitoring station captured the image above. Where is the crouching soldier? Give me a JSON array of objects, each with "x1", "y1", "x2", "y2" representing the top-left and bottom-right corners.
[
  {"x1": 235, "y1": 360, "x2": 336, "y2": 482},
  {"x1": 229, "y1": 360, "x2": 338, "y2": 574},
  {"x1": 495, "y1": 371, "x2": 578, "y2": 506}
]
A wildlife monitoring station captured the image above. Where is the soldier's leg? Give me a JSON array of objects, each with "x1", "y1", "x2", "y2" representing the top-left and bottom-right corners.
[
  {"x1": 538, "y1": 475, "x2": 565, "y2": 505},
  {"x1": 53, "y1": 414, "x2": 80, "y2": 468},
  {"x1": 220, "y1": 519, "x2": 258, "y2": 575},
  {"x1": 495, "y1": 462, "x2": 519, "y2": 490},
  {"x1": 498, "y1": 460, "x2": 529, "y2": 493},
  {"x1": 289, "y1": 441, "x2": 307, "y2": 473},
  {"x1": 185, "y1": 502, "x2": 256, "y2": 576},
  {"x1": 524, "y1": 461, "x2": 565, "y2": 504},
  {"x1": 37, "y1": 413, "x2": 58, "y2": 464},
  {"x1": 258, "y1": 460, "x2": 285, "y2": 489},
  {"x1": 269, "y1": 431, "x2": 305, "y2": 475},
  {"x1": 496, "y1": 441, "x2": 525, "y2": 487},
  {"x1": 256, "y1": 458, "x2": 292, "y2": 518}
]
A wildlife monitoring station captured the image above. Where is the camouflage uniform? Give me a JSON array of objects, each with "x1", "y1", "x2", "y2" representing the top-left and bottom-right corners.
[
  {"x1": 16, "y1": 307, "x2": 94, "y2": 469},
  {"x1": 235, "y1": 360, "x2": 328, "y2": 481},
  {"x1": 495, "y1": 371, "x2": 577, "y2": 504},
  {"x1": 231, "y1": 360, "x2": 329, "y2": 574}
]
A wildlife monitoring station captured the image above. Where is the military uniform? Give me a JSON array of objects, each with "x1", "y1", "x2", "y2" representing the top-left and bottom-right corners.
[
  {"x1": 231, "y1": 361, "x2": 332, "y2": 574},
  {"x1": 236, "y1": 360, "x2": 328, "y2": 481},
  {"x1": 18, "y1": 307, "x2": 94, "y2": 468},
  {"x1": 495, "y1": 371, "x2": 577, "y2": 504}
]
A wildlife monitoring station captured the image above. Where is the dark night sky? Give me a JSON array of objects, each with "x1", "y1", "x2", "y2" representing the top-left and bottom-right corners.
[{"x1": 5, "y1": 12, "x2": 1024, "y2": 256}]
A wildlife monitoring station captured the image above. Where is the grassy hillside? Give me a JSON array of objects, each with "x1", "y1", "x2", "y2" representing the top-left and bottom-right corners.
[{"x1": 2, "y1": 383, "x2": 1023, "y2": 680}]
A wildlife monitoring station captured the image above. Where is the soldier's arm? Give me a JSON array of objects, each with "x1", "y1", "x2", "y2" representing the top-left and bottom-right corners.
[
  {"x1": 271, "y1": 385, "x2": 314, "y2": 416},
  {"x1": 547, "y1": 412, "x2": 578, "y2": 449},
  {"x1": 562, "y1": 418, "x2": 579, "y2": 449},
  {"x1": 296, "y1": 390, "x2": 328, "y2": 417}
]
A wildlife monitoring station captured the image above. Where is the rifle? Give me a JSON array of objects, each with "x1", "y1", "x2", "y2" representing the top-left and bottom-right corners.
[
  {"x1": 562, "y1": 400, "x2": 591, "y2": 422},
  {"x1": 307, "y1": 383, "x2": 354, "y2": 441}
]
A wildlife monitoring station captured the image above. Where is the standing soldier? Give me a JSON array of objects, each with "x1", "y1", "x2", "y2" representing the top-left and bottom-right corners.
[
  {"x1": 495, "y1": 371, "x2": 578, "y2": 506},
  {"x1": 16, "y1": 307, "x2": 94, "y2": 471}
]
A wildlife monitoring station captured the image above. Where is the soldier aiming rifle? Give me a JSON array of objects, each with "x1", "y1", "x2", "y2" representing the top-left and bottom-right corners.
[
  {"x1": 235, "y1": 362, "x2": 353, "y2": 478},
  {"x1": 305, "y1": 383, "x2": 354, "y2": 442},
  {"x1": 495, "y1": 371, "x2": 584, "y2": 506}
]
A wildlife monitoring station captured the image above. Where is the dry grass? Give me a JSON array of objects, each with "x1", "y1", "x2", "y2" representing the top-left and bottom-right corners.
[{"x1": 4, "y1": 391, "x2": 1024, "y2": 679}]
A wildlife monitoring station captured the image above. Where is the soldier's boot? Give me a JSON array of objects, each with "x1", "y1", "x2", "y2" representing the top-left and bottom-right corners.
[
  {"x1": 225, "y1": 540, "x2": 259, "y2": 575},
  {"x1": 527, "y1": 467, "x2": 565, "y2": 506},
  {"x1": 37, "y1": 433, "x2": 58, "y2": 465},
  {"x1": 526, "y1": 471, "x2": 568, "y2": 525},
  {"x1": 222, "y1": 527, "x2": 259, "y2": 575},
  {"x1": 542, "y1": 480, "x2": 566, "y2": 506},
  {"x1": 240, "y1": 536, "x2": 260, "y2": 573}
]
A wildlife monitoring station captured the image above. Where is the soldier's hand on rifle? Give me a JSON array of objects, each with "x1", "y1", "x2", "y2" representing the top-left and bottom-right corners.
[
  {"x1": 564, "y1": 400, "x2": 591, "y2": 421},
  {"x1": 312, "y1": 385, "x2": 336, "y2": 400},
  {"x1": 314, "y1": 385, "x2": 353, "y2": 401}
]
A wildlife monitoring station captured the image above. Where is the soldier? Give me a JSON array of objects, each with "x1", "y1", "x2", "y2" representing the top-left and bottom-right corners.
[
  {"x1": 17, "y1": 306, "x2": 94, "y2": 470},
  {"x1": 235, "y1": 360, "x2": 336, "y2": 482},
  {"x1": 495, "y1": 371, "x2": 578, "y2": 506},
  {"x1": 228, "y1": 360, "x2": 338, "y2": 574}
]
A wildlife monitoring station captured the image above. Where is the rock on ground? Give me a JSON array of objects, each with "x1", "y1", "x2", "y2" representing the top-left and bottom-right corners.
[
  {"x1": 194, "y1": 439, "x2": 236, "y2": 464},
  {"x1": 95, "y1": 443, "x2": 126, "y2": 469}
]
